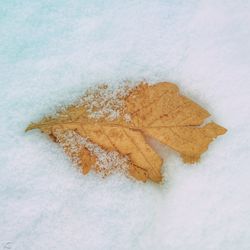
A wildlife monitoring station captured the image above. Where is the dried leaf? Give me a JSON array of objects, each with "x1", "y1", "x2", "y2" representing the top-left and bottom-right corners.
[{"x1": 26, "y1": 82, "x2": 227, "y2": 183}]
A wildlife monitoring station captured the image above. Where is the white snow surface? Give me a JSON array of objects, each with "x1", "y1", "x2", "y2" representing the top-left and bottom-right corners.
[{"x1": 1, "y1": 1, "x2": 250, "y2": 249}]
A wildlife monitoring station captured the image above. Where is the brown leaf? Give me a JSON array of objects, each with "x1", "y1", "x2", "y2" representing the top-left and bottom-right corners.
[
  {"x1": 125, "y1": 83, "x2": 227, "y2": 163},
  {"x1": 81, "y1": 148, "x2": 96, "y2": 175},
  {"x1": 26, "y1": 82, "x2": 227, "y2": 183}
]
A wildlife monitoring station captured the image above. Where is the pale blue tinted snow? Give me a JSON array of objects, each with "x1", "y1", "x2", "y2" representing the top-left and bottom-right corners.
[{"x1": 1, "y1": 1, "x2": 250, "y2": 249}]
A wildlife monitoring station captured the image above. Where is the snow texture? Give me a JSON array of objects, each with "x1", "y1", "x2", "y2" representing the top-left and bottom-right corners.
[
  {"x1": 76, "y1": 83, "x2": 131, "y2": 120},
  {"x1": 54, "y1": 129, "x2": 129, "y2": 176},
  {"x1": 0, "y1": 1, "x2": 250, "y2": 249}
]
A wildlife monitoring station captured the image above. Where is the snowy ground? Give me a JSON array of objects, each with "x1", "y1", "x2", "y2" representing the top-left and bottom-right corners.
[{"x1": 1, "y1": 1, "x2": 250, "y2": 249}]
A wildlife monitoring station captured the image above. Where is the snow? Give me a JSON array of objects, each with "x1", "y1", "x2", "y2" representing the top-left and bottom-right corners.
[
  {"x1": 54, "y1": 129, "x2": 129, "y2": 176},
  {"x1": 77, "y1": 83, "x2": 131, "y2": 120},
  {"x1": 1, "y1": 0, "x2": 250, "y2": 249}
]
